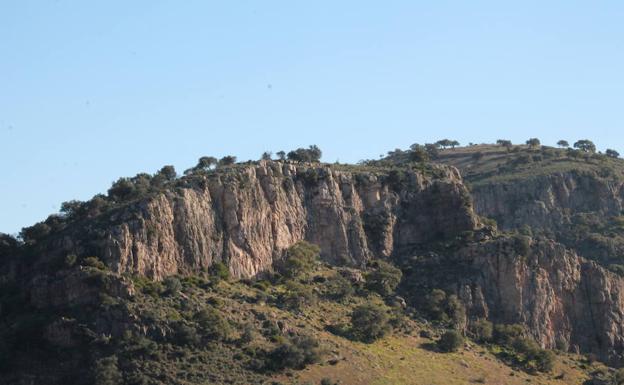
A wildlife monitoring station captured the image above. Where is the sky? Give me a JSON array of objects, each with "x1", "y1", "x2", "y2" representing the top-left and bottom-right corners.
[{"x1": 1, "y1": 1, "x2": 624, "y2": 234}]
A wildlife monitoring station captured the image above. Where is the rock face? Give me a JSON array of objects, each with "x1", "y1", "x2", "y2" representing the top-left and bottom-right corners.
[
  {"x1": 54, "y1": 162, "x2": 477, "y2": 279},
  {"x1": 470, "y1": 170, "x2": 624, "y2": 232},
  {"x1": 18, "y1": 161, "x2": 624, "y2": 364},
  {"x1": 456, "y1": 237, "x2": 624, "y2": 365}
]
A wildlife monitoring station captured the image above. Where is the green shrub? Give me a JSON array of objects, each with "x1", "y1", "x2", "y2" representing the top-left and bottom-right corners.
[
  {"x1": 281, "y1": 281, "x2": 316, "y2": 311},
  {"x1": 350, "y1": 303, "x2": 391, "y2": 343},
  {"x1": 173, "y1": 323, "x2": 200, "y2": 346},
  {"x1": 82, "y1": 256, "x2": 106, "y2": 270},
  {"x1": 470, "y1": 319, "x2": 493, "y2": 342},
  {"x1": 512, "y1": 337, "x2": 555, "y2": 373},
  {"x1": 422, "y1": 289, "x2": 466, "y2": 328},
  {"x1": 365, "y1": 260, "x2": 402, "y2": 296},
  {"x1": 94, "y1": 356, "x2": 123, "y2": 385},
  {"x1": 322, "y1": 273, "x2": 354, "y2": 301},
  {"x1": 423, "y1": 289, "x2": 449, "y2": 321},
  {"x1": 492, "y1": 324, "x2": 554, "y2": 373},
  {"x1": 493, "y1": 323, "x2": 525, "y2": 345},
  {"x1": 445, "y1": 294, "x2": 466, "y2": 330},
  {"x1": 534, "y1": 349, "x2": 555, "y2": 372},
  {"x1": 278, "y1": 241, "x2": 320, "y2": 278},
  {"x1": 265, "y1": 335, "x2": 322, "y2": 371},
  {"x1": 437, "y1": 330, "x2": 464, "y2": 352},
  {"x1": 195, "y1": 307, "x2": 230, "y2": 341},
  {"x1": 163, "y1": 276, "x2": 182, "y2": 296},
  {"x1": 210, "y1": 262, "x2": 230, "y2": 281}
]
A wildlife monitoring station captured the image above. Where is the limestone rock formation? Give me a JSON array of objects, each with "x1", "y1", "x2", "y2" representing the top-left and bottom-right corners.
[
  {"x1": 456, "y1": 237, "x2": 624, "y2": 365},
  {"x1": 50, "y1": 162, "x2": 477, "y2": 279}
]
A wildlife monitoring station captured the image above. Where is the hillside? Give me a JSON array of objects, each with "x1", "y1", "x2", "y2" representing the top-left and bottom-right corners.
[
  {"x1": 3, "y1": 143, "x2": 624, "y2": 384},
  {"x1": 432, "y1": 143, "x2": 624, "y2": 269}
]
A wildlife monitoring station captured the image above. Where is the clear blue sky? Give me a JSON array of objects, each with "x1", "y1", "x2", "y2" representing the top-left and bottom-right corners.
[{"x1": 1, "y1": 1, "x2": 624, "y2": 234}]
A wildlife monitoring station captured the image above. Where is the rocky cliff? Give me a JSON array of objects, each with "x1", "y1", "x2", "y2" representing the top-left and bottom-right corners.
[
  {"x1": 458, "y1": 236, "x2": 624, "y2": 365},
  {"x1": 42, "y1": 161, "x2": 477, "y2": 279},
  {"x1": 11, "y1": 157, "x2": 624, "y2": 367},
  {"x1": 470, "y1": 170, "x2": 624, "y2": 233}
]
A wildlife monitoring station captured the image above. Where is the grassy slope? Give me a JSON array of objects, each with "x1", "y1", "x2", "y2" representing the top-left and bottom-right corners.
[
  {"x1": 286, "y1": 335, "x2": 593, "y2": 385},
  {"x1": 433, "y1": 144, "x2": 624, "y2": 186},
  {"x1": 146, "y1": 269, "x2": 598, "y2": 385}
]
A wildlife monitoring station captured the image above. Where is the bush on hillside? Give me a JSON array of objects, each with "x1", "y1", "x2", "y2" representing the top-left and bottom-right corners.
[
  {"x1": 163, "y1": 277, "x2": 182, "y2": 296},
  {"x1": 422, "y1": 289, "x2": 466, "y2": 329},
  {"x1": 195, "y1": 307, "x2": 230, "y2": 341},
  {"x1": 279, "y1": 281, "x2": 317, "y2": 311},
  {"x1": 470, "y1": 319, "x2": 493, "y2": 342},
  {"x1": 93, "y1": 356, "x2": 123, "y2": 385},
  {"x1": 350, "y1": 303, "x2": 391, "y2": 343},
  {"x1": 437, "y1": 330, "x2": 464, "y2": 352},
  {"x1": 365, "y1": 260, "x2": 402, "y2": 296},
  {"x1": 493, "y1": 323, "x2": 525, "y2": 345},
  {"x1": 265, "y1": 335, "x2": 322, "y2": 371},
  {"x1": 278, "y1": 241, "x2": 320, "y2": 278},
  {"x1": 322, "y1": 273, "x2": 354, "y2": 301},
  {"x1": 210, "y1": 262, "x2": 230, "y2": 281}
]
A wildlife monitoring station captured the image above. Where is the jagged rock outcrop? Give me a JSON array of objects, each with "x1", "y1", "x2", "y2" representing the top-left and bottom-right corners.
[
  {"x1": 456, "y1": 237, "x2": 624, "y2": 365},
  {"x1": 49, "y1": 162, "x2": 476, "y2": 279}
]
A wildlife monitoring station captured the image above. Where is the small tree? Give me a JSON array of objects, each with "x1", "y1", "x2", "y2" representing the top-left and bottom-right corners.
[
  {"x1": 350, "y1": 303, "x2": 391, "y2": 342},
  {"x1": 107, "y1": 178, "x2": 136, "y2": 202},
  {"x1": 557, "y1": 140, "x2": 569, "y2": 148},
  {"x1": 606, "y1": 149, "x2": 620, "y2": 158},
  {"x1": 365, "y1": 260, "x2": 402, "y2": 296},
  {"x1": 526, "y1": 138, "x2": 541, "y2": 149},
  {"x1": 449, "y1": 140, "x2": 460, "y2": 149},
  {"x1": 261, "y1": 151, "x2": 272, "y2": 160},
  {"x1": 152, "y1": 165, "x2": 177, "y2": 187},
  {"x1": 218, "y1": 155, "x2": 237, "y2": 167},
  {"x1": 409, "y1": 144, "x2": 429, "y2": 162},
  {"x1": 196, "y1": 156, "x2": 217, "y2": 170},
  {"x1": 276, "y1": 151, "x2": 286, "y2": 160},
  {"x1": 424, "y1": 143, "x2": 440, "y2": 159},
  {"x1": 496, "y1": 139, "x2": 512, "y2": 151},
  {"x1": 60, "y1": 200, "x2": 84, "y2": 219},
  {"x1": 157, "y1": 165, "x2": 177, "y2": 180},
  {"x1": 573, "y1": 139, "x2": 596, "y2": 153},
  {"x1": 437, "y1": 330, "x2": 464, "y2": 352},
  {"x1": 287, "y1": 145, "x2": 322, "y2": 163},
  {"x1": 435, "y1": 139, "x2": 452, "y2": 149}
]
